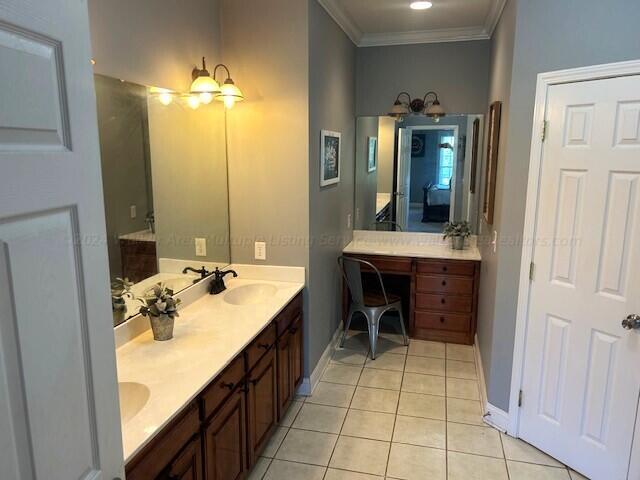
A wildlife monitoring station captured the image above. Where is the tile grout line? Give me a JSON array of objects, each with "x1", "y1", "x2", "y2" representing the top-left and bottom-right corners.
[{"x1": 385, "y1": 343, "x2": 407, "y2": 478}]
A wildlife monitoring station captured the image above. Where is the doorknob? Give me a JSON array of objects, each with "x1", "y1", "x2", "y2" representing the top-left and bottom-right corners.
[{"x1": 622, "y1": 314, "x2": 640, "y2": 330}]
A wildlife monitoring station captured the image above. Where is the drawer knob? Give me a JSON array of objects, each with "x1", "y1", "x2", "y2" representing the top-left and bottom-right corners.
[
  {"x1": 440, "y1": 317, "x2": 446, "y2": 323},
  {"x1": 443, "y1": 266, "x2": 448, "y2": 272},
  {"x1": 441, "y1": 280, "x2": 447, "y2": 286},
  {"x1": 441, "y1": 298, "x2": 446, "y2": 304},
  {"x1": 221, "y1": 382, "x2": 234, "y2": 390}
]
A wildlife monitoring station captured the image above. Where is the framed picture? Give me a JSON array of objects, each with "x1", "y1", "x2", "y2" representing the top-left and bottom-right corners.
[
  {"x1": 411, "y1": 133, "x2": 425, "y2": 157},
  {"x1": 367, "y1": 137, "x2": 377, "y2": 173},
  {"x1": 483, "y1": 101, "x2": 502, "y2": 224},
  {"x1": 320, "y1": 130, "x2": 341, "y2": 187}
]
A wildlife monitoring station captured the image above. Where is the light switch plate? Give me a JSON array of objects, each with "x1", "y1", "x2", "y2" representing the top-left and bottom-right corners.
[
  {"x1": 255, "y1": 241, "x2": 266, "y2": 260},
  {"x1": 195, "y1": 238, "x2": 207, "y2": 257},
  {"x1": 130, "y1": 205, "x2": 137, "y2": 219},
  {"x1": 347, "y1": 213, "x2": 352, "y2": 228},
  {"x1": 492, "y1": 230, "x2": 498, "y2": 253}
]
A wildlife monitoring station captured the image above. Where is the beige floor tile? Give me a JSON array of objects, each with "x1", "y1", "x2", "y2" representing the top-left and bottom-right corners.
[
  {"x1": 292, "y1": 403, "x2": 347, "y2": 434},
  {"x1": 447, "y1": 397, "x2": 484, "y2": 425},
  {"x1": 501, "y1": 433, "x2": 564, "y2": 467},
  {"x1": 358, "y1": 368, "x2": 403, "y2": 390},
  {"x1": 405, "y1": 355, "x2": 445, "y2": 376},
  {"x1": 341, "y1": 409, "x2": 395, "y2": 441},
  {"x1": 322, "y1": 364, "x2": 362, "y2": 385},
  {"x1": 446, "y1": 359, "x2": 477, "y2": 379},
  {"x1": 447, "y1": 422, "x2": 504, "y2": 458},
  {"x1": 261, "y1": 426, "x2": 288, "y2": 458},
  {"x1": 365, "y1": 352, "x2": 406, "y2": 372},
  {"x1": 447, "y1": 451, "x2": 509, "y2": 480},
  {"x1": 264, "y1": 459, "x2": 326, "y2": 480},
  {"x1": 329, "y1": 436, "x2": 390, "y2": 476},
  {"x1": 408, "y1": 339, "x2": 445, "y2": 358},
  {"x1": 247, "y1": 456, "x2": 271, "y2": 480},
  {"x1": 386, "y1": 443, "x2": 446, "y2": 480},
  {"x1": 392, "y1": 415, "x2": 445, "y2": 449},
  {"x1": 446, "y1": 377, "x2": 480, "y2": 400},
  {"x1": 401, "y1": 372, "x2": 446, "y2": 396},
  {"x1": 279, "y1": 400, "x2": 303, "y2": 427},
  {"x1": 376, "y1": 333, "x2": 409, "y2": 355},
  {"x1": 507, "y1": 461, "x2": 571, "y2": 479},
  {"x1": 275, "y1": 428, "x2": 338, "y2": 466},
  {"x1": 446, "y1": 343, "x2": 475, "y2": 362},
  {"x1": 350, "y1": 386, "x2": 399, "y2": 413},
  {"x1": 332, "y1": 348, "x2": 369, "y2": 366},
  {"x1": 324, "y1": 469, "x2": 383, "y2": 480},
  {"x1": 397, "y1": 391, "x2": 446, "y2": 420},
  {"x1": 307, "y1": 382, "x2": 355, "y2": 408},
  {"x1": 569, "y1": 470, "x2": 589, "y2": 480},
  {"x1": 341, "y1": 332, "x2": 371, "y2": 352}
]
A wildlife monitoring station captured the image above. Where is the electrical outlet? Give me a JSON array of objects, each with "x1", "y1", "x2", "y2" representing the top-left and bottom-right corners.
[
  {"x1": 195, "y1": 238, "x2": 207, "y2": 257},
  {"x1": 356, "y1": 208, "x2": 360, "y2": 222},
  {"x1": 255, "y1": 241, "x2": 266, "y2": 260},
  {"x1": 347, "y1": 213, "x2": 352, "y2": 229},
  {"x1": 130, "y1": 205, "x2": 137, "y2": 219}
]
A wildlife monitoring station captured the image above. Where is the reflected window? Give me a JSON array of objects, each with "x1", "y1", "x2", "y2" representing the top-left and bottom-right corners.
[{"x1": 438, "y1": 134, "x2": 455, "y2": 188}]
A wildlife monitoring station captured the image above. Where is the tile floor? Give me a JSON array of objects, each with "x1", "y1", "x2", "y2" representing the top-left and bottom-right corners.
[{"x1": 248, "y1": 331, "x2": 589, "y2": 480}]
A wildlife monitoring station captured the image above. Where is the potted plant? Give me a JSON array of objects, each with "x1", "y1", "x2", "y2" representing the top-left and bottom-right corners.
[
  {"x1": 139, "y1": 284, "x2": 181, "y2": 341},
  {"x1": 111, "y1": 277, "x2": 134, "y2": 325},
  {"x1": 443, "y1": 221, "x2": 471, "y2": 250}
]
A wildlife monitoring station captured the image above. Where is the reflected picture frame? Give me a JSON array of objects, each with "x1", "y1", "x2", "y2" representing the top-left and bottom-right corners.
[
  {"x1": 367, "y1": 136, "x2": 377, "y2": 173},
  {"x1": 320, "y1": 130, "x2": 341, "y2": 187}
]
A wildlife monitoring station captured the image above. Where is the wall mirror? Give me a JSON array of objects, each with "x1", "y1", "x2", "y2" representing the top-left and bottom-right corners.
[
  {"x1": 355, "y1": 114, "x2": 485, "y2": 234},
  {"x1": 94, "y1": 74, "x2": 230, "y2": 326}
]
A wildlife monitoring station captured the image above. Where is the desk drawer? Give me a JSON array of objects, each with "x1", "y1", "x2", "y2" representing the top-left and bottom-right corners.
[
  {"x1": 247, "y1": 323, "x2": 276, "y2": 371},
  {"x1": 416, "y1": 260, "x2": 475, "y2": 277},
  {"x1": 201, "y1": 355, "x2": 245, "y2": 420},
  {"x1": 415, "y1": 311, "x2": 471, "y2": 332},
  {"x1": 276, "y1": 293, "x2": 302, "y2": 336},
  {"x1": 349, "y1": 255, "x2": 412, "y2": 273},
  {"x1": 415, "y1": 293, "x2": 473, "y2": 313},
  {"x1": 416, "y1": 275, "x2": 473, "y2": 295}
]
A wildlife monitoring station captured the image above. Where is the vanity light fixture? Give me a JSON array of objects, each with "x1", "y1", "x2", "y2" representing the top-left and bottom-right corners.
[
  {"x1": 191, "y1": 57, "x2": 220, "y2": 104},
  {"x1": 388, "y1": 91, "x2": 445, "y2": 122},
  {"x1": 410, "y1": 1, "x2": 433, "y2": 10},
  {"x1": 212, "y1": 63, "x2": 244, "y2": 109}
]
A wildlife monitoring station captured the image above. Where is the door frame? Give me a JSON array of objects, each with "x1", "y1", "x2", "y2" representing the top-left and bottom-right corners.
[{"x1": 509, "y1": 59, "x2": 640, "y2": 478}]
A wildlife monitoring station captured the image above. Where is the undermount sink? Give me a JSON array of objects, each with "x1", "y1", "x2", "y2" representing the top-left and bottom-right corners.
[
  {"x1": 118, "y1": 382, "x2": 150, "y2": 424},
  {"x1": 224, "y1": 283, "x2": 278, "y2": 305}
]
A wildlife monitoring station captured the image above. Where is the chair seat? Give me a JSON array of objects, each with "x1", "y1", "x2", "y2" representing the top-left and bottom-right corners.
[{"x1": 363, "y1": 291, "x2": 401, "y2": 307}]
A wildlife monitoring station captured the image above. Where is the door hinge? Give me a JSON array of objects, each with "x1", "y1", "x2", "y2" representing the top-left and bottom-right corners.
[
  {"x1": 518, "y1": 389, "x2": 523, "y2": 407},
  {"x1": 541, "y1": 120, "x2": 548, "y2": 142},
  {"x1": 529, "y1": 262, "x2": 535, "y2": 281}
]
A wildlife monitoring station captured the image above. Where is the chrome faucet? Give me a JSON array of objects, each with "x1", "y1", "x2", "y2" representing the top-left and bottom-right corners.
[{"x1": 209, "y1": 267, "x2": 238, "y2": 295}]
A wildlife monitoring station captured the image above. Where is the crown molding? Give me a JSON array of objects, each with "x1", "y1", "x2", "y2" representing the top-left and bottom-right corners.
[
  {"x1": 484, "y1": 0, "x2": 508, "y2": 36},
  {"x1": 317, "y1": 0, "x2": 362, "y2": 45},
  {"x1": 359, "y1": 26, "x2": 489, "y2": 47}
]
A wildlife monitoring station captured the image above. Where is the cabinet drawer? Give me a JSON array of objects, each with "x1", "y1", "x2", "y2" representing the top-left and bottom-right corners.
[
  {"x1": 416, "y1": 275, "x2": 474, "y2": 295},
  {"x1": 415, "y1": 311, "x2": 471, "y2": 333},
  {"x1": 417, "y1": 260, "x2": 475, "y2": 277},
  {"x1": 415, "y1": 293, "x2": 473, "y2": 313},
  {"x1": 247, "y1": 323, "x2": 276, "y2": 371},
  {"x1": 349, "y1": 255, "x2": 412, "y2": 273},
  {"x1": 201, "y1": 355, "x2": 245, "y2": 420},
  {"x1": 276, "y1": 293, "x2": 302, "y2": 336}
]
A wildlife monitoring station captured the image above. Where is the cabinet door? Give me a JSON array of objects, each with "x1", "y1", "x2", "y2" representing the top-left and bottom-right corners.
[
  {"x1": 247, "y1": 348, "x2": 277, "y2": 465},
  {"x1": 289, "y1": 316, "x2": 303, "y2": 389},
  {"x1": 203, "y1": 387, "x2": 247, "y2": 480},
  {"x1": 277, "y1": 330, "x2": 292, "y2": 420},
  {"x1": 166, "y1": 436, "x2": 203, "y2": 480}
]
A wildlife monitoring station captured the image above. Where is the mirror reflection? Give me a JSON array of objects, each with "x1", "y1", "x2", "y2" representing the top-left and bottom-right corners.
[
  {"x1": 355, "y1": 114, "x2": 484, "y2": 234},
  {"x1": 95, "y1": 75, "x2": 230, "y2": 326}
]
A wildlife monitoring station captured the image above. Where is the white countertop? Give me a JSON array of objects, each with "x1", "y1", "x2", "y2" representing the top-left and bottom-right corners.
[
  {"x1": 119, "y1": 229, "x2": 155, "y2": 242},
  {"x1": 116, "y1": 267, "x2": 304, "y2": 463},
  {"x1": 343, "y1": 230, "x2": 481, "y2": 261}
]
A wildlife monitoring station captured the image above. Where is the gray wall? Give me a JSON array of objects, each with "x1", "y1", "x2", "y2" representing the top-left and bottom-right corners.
[
  {"x1": 356, "y1": 41, "x2": 491, "y2": 117},
  {"x1": 479, "y1": 0, "x2": 640, "y2": 412},
  {"x1": 308, "y1": 0, "x2": 356, "y2": 375},
  {"x1": 354, "y1": 117, "x2": 379, "y2": 229}
]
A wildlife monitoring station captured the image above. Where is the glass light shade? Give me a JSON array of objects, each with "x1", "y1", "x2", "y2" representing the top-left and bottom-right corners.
[
  {"x1": 199, "y1": 92, "x2": 214, "y2": 104},
  {"x1": 388, "y1": 101, "x2": 409, "y2": 118},
  {"x1": 425, "y1": 100, "x2": 445, "y2": 119},
  {"x1": 215, "y1": 80, "x2": 244, "y2": 108},
  {"x1": 190, "y1": 75, "x2": 220, "y2": 94}
]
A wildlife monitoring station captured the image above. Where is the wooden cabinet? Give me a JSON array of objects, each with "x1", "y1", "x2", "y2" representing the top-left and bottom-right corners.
[
  {"x1": 277, "y1": 329, "x2": 293, "y2": 418},
  {"x1": 247, "y1": 348, "x2": 278, "y2": 465},
  {"x1": 120, "y1": 238, "x2": 157, "y2": 283},
  {"x1": 203, "y1": 386, "x2": 247, "y2": 480},
  {"x1": 275, "y1": 296, "x2": 303, "y2": 421},
  {"x1": 289, "y1": 316, "x2": 303, "y2": 390},
  {"x1": 167, "y1": 436, "x2": 203, "y2": 480}
]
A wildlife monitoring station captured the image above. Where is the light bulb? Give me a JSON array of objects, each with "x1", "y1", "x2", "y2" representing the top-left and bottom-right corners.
[
  {"x1": 158, "y1": 92, "x2": 173, "y2": 106},
  {"x1": 187, "y1": 95, "x2": 200, "y2": 110},
  {"x1": 223, "y1": 96, "x2": 236, "y2": 109},
  {"x1": 199, "y1": 92, "x2": 214, "y2": 104},
  {"x1": 410, "y1": 1, "x2": 432, "y2": 10}
]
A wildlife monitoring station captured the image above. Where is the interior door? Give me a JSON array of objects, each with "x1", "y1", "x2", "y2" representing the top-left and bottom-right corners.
[
  {"x1": 395, "y1": 128, "x2": 412, "y2": 230},
  {"x1": 0, "y1": 1, "x2": 124, "y2": 479},
  {"x1": 520, "y1": 75, "x2": 640, "y2": 480}
]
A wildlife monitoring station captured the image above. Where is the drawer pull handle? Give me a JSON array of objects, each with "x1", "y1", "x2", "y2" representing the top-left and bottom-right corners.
[
  {"x1": 238, "y1": 387, "x2": 249, "y2": 393},
  {"x1": 441, "y1": 298, "x2": 446, "y2": 304},
  {"x1": 258, "y1": 343, "x2": 271, "y2": 350},
  {"x1": 221, "y1": 382, "x2": 235, "y2": 390},
  {"x1": 440, "y1": 317, "x2": 446, "y2": 323},
  {"x1": 443, "y1": 266, "x2": 448, "y2": 272},
  {"x1": 441, "y1": 280, "x2": 447, "y2": 286},
  {"x1": 289, "y1": 327, "x2": 299, "y2": 334}
]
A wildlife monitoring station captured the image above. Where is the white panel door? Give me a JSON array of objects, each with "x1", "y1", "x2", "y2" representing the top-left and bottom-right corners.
[
  {"x1": 520, "y1": 75, "x2": 640, "y2": 480},
  {"x1": 0, "y1": 1, "x2": 124, "y2": 480},
  {"x1": 395, "y1": 128, "x2": 411, "y2": 231}
]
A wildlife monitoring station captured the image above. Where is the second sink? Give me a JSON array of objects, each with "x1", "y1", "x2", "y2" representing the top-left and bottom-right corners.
[
  {"x1": 119, "y1": 382, "x2": 150, "y2": 424},
  {"x1": 224, "y1": 283, "x2": 278, "y2": 305}
]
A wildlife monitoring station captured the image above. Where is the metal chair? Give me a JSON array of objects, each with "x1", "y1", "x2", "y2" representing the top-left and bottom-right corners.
[{"x1": 338, "y1": 256, "x2": 408, "y2": 359}]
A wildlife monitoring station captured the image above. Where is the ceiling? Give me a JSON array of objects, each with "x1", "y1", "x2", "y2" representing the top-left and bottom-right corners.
[{"x1": 318, "y1": 0, "x2": 507, "y2": 47}]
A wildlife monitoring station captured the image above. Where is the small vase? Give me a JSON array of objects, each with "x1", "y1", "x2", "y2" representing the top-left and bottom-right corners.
[
  {"x1": 451, "y1": 236, "x2": 465, "y2": 250},
  {"x1": 150, "y1": 314, "x2": 175, "y2": 341}
]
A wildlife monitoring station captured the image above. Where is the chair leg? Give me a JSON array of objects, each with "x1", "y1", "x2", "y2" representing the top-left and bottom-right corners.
[
  {"x1": 368, "y1": 312, "x2": 382, "y2": 360},
  {"x1": 397, "y1": 307, "x2": 409, "y2": 346},
  {"x1": 340, "y1": 308, "x2": 356, "y2": 348}
]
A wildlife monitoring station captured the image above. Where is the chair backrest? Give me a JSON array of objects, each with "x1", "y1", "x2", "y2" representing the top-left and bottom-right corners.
[
  {"x1": 337, "y1": 256, "x2": 389, "y2": 307},
  {"x1": 370, "y1": 220, "x2": 403, "y2": 232}
]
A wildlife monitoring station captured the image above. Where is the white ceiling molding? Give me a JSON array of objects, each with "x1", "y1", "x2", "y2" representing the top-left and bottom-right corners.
[
  {"x1": 318, "y1": 0, "x2": 506, "y2": 47},
  {"x1": 317, "y1": 0, "x2": 363, "y2": 45},
  {"x1": 359, "y1": 26, "x2": 489, "y2": 47},
  {"x1": 484, "y1": 0, "x2": 508, "y2": 36}
]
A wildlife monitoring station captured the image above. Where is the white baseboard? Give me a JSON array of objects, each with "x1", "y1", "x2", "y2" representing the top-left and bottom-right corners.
[
  {"x1": 474, "y1": 334, "x2": 510, "y2": 433},
  {"x1": 297, "y1": 325, "x2": 342, "y2": 396}
]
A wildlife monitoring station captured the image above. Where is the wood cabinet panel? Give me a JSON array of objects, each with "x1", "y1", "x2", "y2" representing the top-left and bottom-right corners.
[
  {"x1": 416, "y1": 260, "x2": 475, "y2": 277},
  {"x1": 349, "y1": 255, "x2": 413, "y2": 273},
  {"x1": 201, "y1": 355, "x2": 245, "y2": 420},
  {"x1": 415, "y1": 311, "x2": 471, "y2": 332},
  {"x1": 415, "y1": 293, "x2": 473, "y2": 313},
  {"x1": 168, "y1": 436, "x2": 203, "y2": 480},
  {"x1": 204, "y1": 386, "x2": 247, "y2": 480},
  {"x1": 416, "y1": 274, "x2": 474, "y2": 295},
  {"x1": 290, "y1": 316, "x2": 303, "y2": 389},
  {"x1": 277, "y1": 330, "x2": 292, "y2": 420},
  {"x1": 246, "y1": 323, "x2": 276, "y2": 371},
  {"x1": 247, "y1": 348, "x2": 278, "y2": 466},
  {"x1": 276, "y1": 293, "x2": 302, "y2": 336}
]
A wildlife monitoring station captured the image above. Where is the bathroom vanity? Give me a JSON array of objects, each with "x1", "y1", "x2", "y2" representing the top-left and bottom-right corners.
[{"x1": 116, "y1": 269, "x2": 304, "y2": 480}]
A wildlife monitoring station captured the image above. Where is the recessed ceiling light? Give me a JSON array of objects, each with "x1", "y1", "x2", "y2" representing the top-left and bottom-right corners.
[{"x1": 410, "y1": 1, "x2": 433, "y2": 10}]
